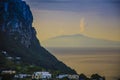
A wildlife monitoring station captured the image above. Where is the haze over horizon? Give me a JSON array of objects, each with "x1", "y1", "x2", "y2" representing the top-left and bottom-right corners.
[
  {"x1": 25, "y1": 0, "x2": 120, "y2": 42},
  {"x1": 41, "y1": 34, "x2": 120, "y2": 48}
]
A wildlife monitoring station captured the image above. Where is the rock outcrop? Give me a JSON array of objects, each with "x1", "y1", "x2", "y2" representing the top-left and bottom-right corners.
[{"x1": 0, "y1": 0, "x2": 35, "y2": 48}]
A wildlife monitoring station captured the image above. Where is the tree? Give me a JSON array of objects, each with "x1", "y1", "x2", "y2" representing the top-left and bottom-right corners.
[
  {"x1": 79, "y1": 73, "x2": 90, "y2": 80},
  {"x1": 0, "y1": 73, "x2": 15, "y2": 80},
  {"x1": 90, "y1": 74, "x2": 105, "y2": 80},
  {"x1": 0, "y1": 52, "x2": 6, "y2": 68}
]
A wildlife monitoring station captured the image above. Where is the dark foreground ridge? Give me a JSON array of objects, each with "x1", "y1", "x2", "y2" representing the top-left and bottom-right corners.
[{"x1": 0, "y1": 0, "x2": 76, "y2": 74}]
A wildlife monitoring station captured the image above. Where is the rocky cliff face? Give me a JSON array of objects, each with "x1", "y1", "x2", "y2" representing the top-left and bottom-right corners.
[
  {"x1": 0, "y1": 0, "x2": 76, "y2": 74},
  {"x1": 0, "y1": 0, "x2": 35, "y2": 48}
]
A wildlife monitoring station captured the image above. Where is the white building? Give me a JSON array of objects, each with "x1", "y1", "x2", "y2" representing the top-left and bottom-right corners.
[
  {"x1": 1, "y1": 51, "x2": 7, "y2": 54},
  {"x1": 6, "y1": 57, "x2": 14, "y2": 60},
  {"x1": 32, "y1": 71, "x2": 52, "y2": 79},
  {"x1": 56, "y1": 74, "x2": 68, "y2": 79},
  {"x1": 1, "y1": 70, "x2": 16, "y2": 74},
  {"x1": 56, "y1": 74, "x2": 79, "y2": 80},
  {"x1": 14, "y1": 74, "x2": 31, "y2": 79},
  {"x1": 68, "y1": 74, "x2": 79, "y2": 80}
]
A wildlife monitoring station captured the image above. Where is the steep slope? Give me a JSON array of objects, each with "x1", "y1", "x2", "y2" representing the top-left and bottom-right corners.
[
  {"x1": 42, "y1": 34, "x2": 120, "y2": 48},
  {"x1": 0, "y1": 0, "x2": 76, "y2": 74}
]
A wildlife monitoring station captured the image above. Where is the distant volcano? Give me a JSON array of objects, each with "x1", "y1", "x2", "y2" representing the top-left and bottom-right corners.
[{"x1": 42, "y1": 34, "x2": 120, "y2": 48}]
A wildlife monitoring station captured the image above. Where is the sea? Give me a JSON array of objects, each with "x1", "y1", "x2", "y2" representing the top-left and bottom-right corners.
[{"x1": 46, "y1": 47, "x2": 120, "y2": 80}]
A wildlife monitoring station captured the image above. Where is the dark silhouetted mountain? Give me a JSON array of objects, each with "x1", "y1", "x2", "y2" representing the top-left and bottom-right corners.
[
  {"x1": 0, "y1": 0, "x2": 76, "y2": 74},
  {"x1": 42, "y1": 34, "x2": 120, "y2": 48}
]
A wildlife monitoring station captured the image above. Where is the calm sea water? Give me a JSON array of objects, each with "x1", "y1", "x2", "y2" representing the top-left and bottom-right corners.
[{"x1": 46, "y1": 48, "x2": 120, "y2": 80}]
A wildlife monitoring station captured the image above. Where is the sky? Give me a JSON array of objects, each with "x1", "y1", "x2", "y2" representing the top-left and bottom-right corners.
[{"x1": 24, "y1": 0, "x2": 120, "y2": 42}]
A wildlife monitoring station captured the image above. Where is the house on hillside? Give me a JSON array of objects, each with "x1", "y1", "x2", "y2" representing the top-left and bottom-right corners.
[
  {"x1": 68, "y1": 74, "x2": 79, "y2": 80},
  {"x1": 14, "y1": 74, "x2": 31, "y2": 79},
  {"x1": 56, "y1": 74, "x2": 79, "y2": 80},
  {"x1": 56, "y1": 74, "x2": 68, "y2": 79},
  {"x1": 1, "y1": 70, "x2": 16, "y2": 74},
  {"x1": 6, "y1": 56, "x2": 14, "y2": 60},
  {"x1": 1, "y1": 50, "x2": 8, "y2": 56},
  {"x1": 32, "y1": 71, "x2": 52, "y2": 80}
]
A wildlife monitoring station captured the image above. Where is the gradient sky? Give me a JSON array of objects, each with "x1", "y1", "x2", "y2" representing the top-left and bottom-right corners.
[{"x1": 25, "y1": 0, "x2": 120, "y2": 42}]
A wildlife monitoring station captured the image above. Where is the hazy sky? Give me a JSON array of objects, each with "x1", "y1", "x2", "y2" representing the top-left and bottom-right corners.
[{"x1": 25, "y1": 0, "x2": 120, "y2": 42}]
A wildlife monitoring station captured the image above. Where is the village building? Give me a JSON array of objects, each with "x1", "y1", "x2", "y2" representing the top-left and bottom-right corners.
[
  {"x1": 68, "y1": 74, "x2": 79, "y2": 80},
  {"x1": 1, "y1": 70, "x2": 16, "y2": 74},
  {"x1": 6, "y1": 56, "x2": 14, "y2": 60},
  {"x1": 14, "y1": 74, "x2": 31, "y2": 79},
  {"x1": 32, "y1": 71, "x2": 52, "y2": 79},
  {"x1": 56, "y1": 74, "x2": 79, "y2": 80},
  {"x1": 56, "y1": 74, "x2": 68, "y2": 79}
]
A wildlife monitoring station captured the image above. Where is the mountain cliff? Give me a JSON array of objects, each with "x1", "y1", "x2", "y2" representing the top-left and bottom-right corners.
[{"x1": 0, "y1": 0, "x2": 76, "y2": 74}]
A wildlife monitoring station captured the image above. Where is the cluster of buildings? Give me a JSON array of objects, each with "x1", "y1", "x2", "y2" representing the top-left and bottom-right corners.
[
  {"x1": 0, "y1": 70, "x2": 105, "y2": 80},
  {"x1": 32, "y1": 72, "x2": 105, "y2": 80},
  {"x1": 32, "y1": 72, "x2": 52, "y2": 79}
]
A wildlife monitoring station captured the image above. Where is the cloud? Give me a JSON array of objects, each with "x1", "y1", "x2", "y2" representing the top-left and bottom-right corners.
[{"x1": 80, "y1": 18, "x2": 85, "y2": 33}]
